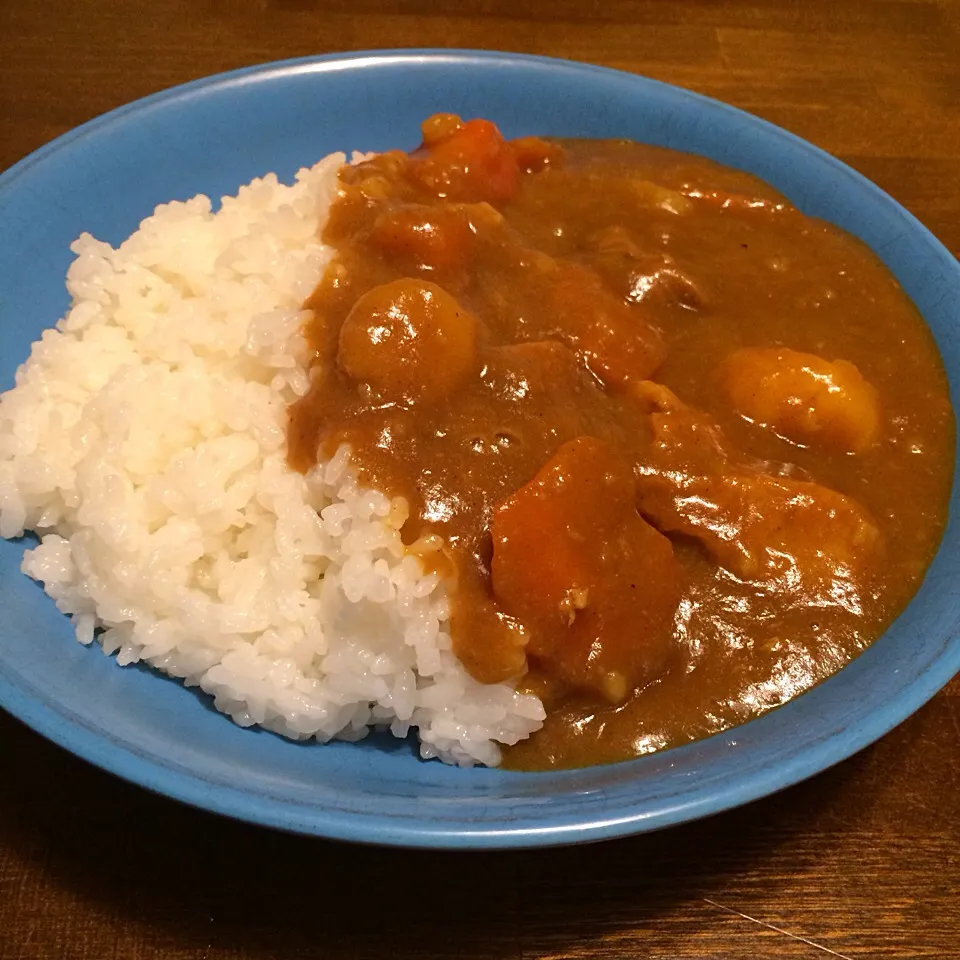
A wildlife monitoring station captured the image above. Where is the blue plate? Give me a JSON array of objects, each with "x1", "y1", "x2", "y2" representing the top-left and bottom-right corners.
[{"x1": 1, "y1": 51, "x2": 957, "y2": 849}]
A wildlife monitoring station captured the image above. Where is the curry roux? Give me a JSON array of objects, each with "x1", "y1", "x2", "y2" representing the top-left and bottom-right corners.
[{"x1": 288, "y1": 116, "x2": 955, "y2": 770}]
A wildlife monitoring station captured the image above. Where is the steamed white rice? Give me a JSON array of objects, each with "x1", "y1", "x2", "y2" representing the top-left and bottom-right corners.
[{"x1": 0, "y1": 154, "x2": 544, "y2": 766}]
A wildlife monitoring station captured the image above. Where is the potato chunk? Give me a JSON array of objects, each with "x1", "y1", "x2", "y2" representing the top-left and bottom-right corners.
[
  {"x1": 723, "y1": 347, "x2": 880, "y2": 454},
  {"x1": 337, "y1": 279, "x2": 477, "y2": 404}
]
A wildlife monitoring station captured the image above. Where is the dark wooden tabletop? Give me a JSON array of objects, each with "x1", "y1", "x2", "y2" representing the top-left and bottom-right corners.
[{"x1": 2, "y1": 2, "x2": 959, "y2": 958}]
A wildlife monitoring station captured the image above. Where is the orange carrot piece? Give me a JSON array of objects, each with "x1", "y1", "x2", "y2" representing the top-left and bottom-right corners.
[{"x1": 491, "y1": 436, "x2": 681, "y2": 702}]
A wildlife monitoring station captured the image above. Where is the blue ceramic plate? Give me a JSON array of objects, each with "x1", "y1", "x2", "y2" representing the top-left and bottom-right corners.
[{"x1": 1, "y1": 51, "x2": 957, "y2": 849}]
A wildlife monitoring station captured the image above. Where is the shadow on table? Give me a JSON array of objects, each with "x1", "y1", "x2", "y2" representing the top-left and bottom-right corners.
[{"x1": 1, "y1": 711, "x2": 875, "y2": 960}]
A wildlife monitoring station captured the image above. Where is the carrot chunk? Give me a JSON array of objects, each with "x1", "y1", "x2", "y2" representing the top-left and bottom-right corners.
[
  {"x1": 370, "y1": 205, "x2": 474, "y2": 274},
  {"x1": 410, "y1": 117, "x2": 520, "y2": 203},
  {"x1": 546, "y1": 263, "x2": 666, "y2": 387},
  {"x1": 491, "y1": 436, "x2": 681, "y2": 702}
]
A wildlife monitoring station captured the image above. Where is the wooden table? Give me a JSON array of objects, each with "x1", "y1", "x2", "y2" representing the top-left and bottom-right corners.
[{"x1": 2, "y1": 2, "x2": 958, "y2": 957}]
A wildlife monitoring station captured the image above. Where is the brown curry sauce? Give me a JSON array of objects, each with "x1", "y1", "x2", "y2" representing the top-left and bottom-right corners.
[{"x1": 289, "y1": 115, "x2": 954, "y2": 769}]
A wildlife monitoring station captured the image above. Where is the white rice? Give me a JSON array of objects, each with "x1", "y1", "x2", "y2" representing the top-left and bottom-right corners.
[{"x1": 0, "y1": 155, "x2": 544, "y2": 766}]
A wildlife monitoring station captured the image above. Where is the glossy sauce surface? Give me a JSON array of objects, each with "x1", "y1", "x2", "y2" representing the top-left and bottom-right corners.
[{"x1": 288, "y1": 118, "x2": 954, "y2": 769}]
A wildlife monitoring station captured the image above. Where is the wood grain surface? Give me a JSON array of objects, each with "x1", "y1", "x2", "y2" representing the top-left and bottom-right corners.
[{"x1": 1, "y1": 2, "x2": 958, "y2": 958}]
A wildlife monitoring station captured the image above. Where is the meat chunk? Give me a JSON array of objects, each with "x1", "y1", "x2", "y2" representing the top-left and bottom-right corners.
[
  {"x1": 723, "y1": 347, "x2": 881, "y2": 454},
  {"x1": 491, "y1": 436, "x2": 682, "y2": 702},
  {"x1": 590, "y1": 226, "x2": 706, "y2": 312},
  {"x1": 632, "y1": 382, "x2": 882, "y2": 599},
  {"x1": 639, "y1": 468, "x2": 881, "y2": 593}
]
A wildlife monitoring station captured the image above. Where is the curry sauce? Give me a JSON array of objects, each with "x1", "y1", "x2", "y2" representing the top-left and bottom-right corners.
[{"x1": 288, "y1": 115, "x2": 954, "y2": 769}]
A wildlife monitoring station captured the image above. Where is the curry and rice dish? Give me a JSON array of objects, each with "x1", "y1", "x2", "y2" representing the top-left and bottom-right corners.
[{"x1": 0, "y1": 115, "x2": 953, "y2": 769}]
